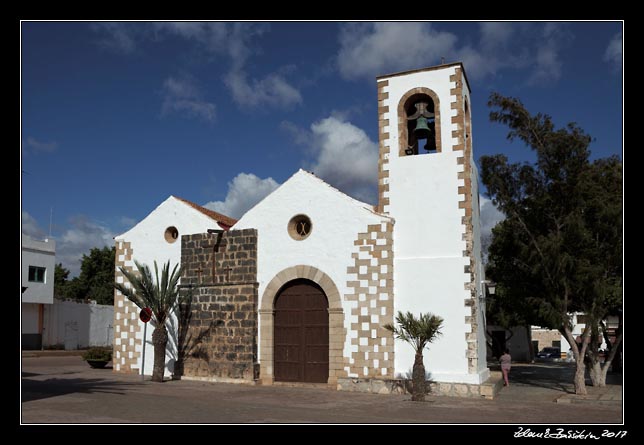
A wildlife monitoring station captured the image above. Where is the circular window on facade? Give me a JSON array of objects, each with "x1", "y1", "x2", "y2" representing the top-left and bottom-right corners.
[
  {"x1": 164, "y1": 226, "x2": 179, "y2": 244},
  {"x1": 288, "y1": 214, "x2": 312, "y2": 241}
]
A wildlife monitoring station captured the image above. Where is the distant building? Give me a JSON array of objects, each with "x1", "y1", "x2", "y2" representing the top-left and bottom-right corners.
[
  {"x1": 532, "y1": 313, "x2": 621, "y2": 358},
  {"x1": 22, "y1": 234, "x2": 56, "y2": 350}
]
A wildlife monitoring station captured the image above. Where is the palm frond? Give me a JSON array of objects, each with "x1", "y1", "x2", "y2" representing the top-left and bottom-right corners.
[
  {"x1": 113, "y1": 259, "x2": 184, "y2": 325},
  {"x1": 384, "y1": 310, "x2": 444, "y2": 354}
]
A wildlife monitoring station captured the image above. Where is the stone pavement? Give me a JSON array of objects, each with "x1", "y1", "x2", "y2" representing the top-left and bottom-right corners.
[
  {"x1": 21, "y1": 355, "x2": 623, "y2": 424},
  {"x1": 556, "y1": 385, "x2": 622, "y2": 405}
]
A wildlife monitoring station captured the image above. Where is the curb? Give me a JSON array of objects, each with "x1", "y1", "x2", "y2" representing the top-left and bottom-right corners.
[{"x1": 22, "y1": 350, "x2": 86, "y2": 357}]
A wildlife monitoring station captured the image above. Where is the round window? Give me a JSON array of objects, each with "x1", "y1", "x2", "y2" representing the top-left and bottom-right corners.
[
  {"x1": 164, "y1": 226, "x2": 179, "y2": 244},
  {"x1": 287, "y1": 214, "x2": 312, "y2": 241}
]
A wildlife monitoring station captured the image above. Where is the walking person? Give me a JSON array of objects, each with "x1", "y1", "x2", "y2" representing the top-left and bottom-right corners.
[{"x1": 500, "y1": 348, "x2": 512, "y2": 387}]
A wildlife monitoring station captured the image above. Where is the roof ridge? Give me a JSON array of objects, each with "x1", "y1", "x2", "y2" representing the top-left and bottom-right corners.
[
  {"x1": 172, "y1": 196, "x2": 238, "y2": 227},
  {"x1": 294, "y1": 169, "x2": 390, "y2": 217}
]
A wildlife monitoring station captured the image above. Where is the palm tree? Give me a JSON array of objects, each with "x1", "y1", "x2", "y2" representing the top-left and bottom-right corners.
[
  {"x1": 384, "y1": 311, "x2": 444, "y2": 401},
  {"x1": 115, "y1": 260, "x2": 185, "y2": 382}
]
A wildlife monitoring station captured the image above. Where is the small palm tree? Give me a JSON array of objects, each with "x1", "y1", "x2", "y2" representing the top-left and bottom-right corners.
[
  {"x1": 384, "y1": 311, "x2": 444, "y2": 401},
  {"x1": 115, "y1": 260, "x2": 185, "y2": 382}
]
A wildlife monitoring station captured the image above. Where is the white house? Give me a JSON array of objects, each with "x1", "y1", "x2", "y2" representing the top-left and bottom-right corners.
[
  {"x1": 114, "y1": 62, "x2": 491, "y2": 397},
  {"x1": 22, "y1": 234, "x2": 56, "y2": 350}
]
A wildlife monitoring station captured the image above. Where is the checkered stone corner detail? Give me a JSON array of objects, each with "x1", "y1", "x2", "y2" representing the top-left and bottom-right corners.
[
  {"x1": 451, "y1": 66, "x2": 480, "y2": 374},
  {"x1": 377, "y1": 80, "x2": 390, "y2": 214},
  {"x1": 113, "y1": 240, "x2": 142, "y2": 373},
  {"x1": 345, "y1": 222, "x2": 395, "y2": 378}
]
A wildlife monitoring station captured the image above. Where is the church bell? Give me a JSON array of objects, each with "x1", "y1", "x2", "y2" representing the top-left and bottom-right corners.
[
  {"x1": 413, "y1": 116, "x2": 432, "y2": 140},
  {"x1": 408, "y1": 101, "x2": 436, "y2": 151}
]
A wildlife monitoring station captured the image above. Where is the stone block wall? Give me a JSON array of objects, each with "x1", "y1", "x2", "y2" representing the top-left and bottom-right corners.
[
  {"x1": 337, "y1": 373, "x2": 503, "y2": 400},
  {"x1": 180, "y1": 229, "x2": 258, "y2": 381}
]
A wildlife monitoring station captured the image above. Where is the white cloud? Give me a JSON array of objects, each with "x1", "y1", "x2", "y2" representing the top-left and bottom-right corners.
[
  {"x1": 152, "y1": 22, "x2": 266, "y2": 65},
  {"x1": 479, "y1": 196, "x2": 505, "y2": 263},
  {"x1": 23, "y1": 137, "x2": 58, "y2": 154},
  {"x1": 91, "y1": 22, "x2": 301, "y2": 109},
  {"x1": 56, "y1": 216, "x2": 115, "y2": 277},
  {"x1": 284, "y1": 116, "x2": 378, "y2": 203},
  {"x1": 526, "y1": 23, "x2": 570, "y2": 85},
  {"x1": 224, "y1": 70, "x2": 302, "y2": 109},
  {"x1": 479, "y1": 22, "x2": 515, "y2": 50},
  {"x1": 603, "y1": 31, "x2": 622, "y2": 70},
  {"x1": 90, "y1": 22, "x2": 138, "y2": 54},
  {"x1": 161, "y1": 75, "x2": 216, "y2": 123},
  {"x1": 337, "y1": 22, "x2": 458, "y2": 80},
  {"x1": 480, "y1": 197, "x2": 505, "y2": 239},
  {"x1": 203, "y1": 173, "x2": 280, "y2": 219},
  {"x1": 22, "y1": 211, "x2": 46, "y2": 239},
  {"x1": 337, "y1": 22, "x2": 570, "y2": 85}
]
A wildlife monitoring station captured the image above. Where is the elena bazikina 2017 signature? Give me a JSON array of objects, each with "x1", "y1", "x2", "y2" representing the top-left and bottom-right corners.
[{"x1": 514, "y1": 427, "x2": 627, "y2": 440}]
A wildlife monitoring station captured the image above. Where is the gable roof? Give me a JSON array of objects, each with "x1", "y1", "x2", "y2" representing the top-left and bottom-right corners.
[
  {"x1": 236, "y1": 169, "x2": 393, "y2": 227},
  {"x1": 285, "y1": 170, "x2": 391, "y2": 218},
  {"x1": 172, "y1": 196, "x2": 238, "y2": 227}
]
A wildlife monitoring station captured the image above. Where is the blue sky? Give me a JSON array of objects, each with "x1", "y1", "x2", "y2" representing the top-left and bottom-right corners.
[{"x1": 21, "y1": 21, "x2": 623, "y2": 276}]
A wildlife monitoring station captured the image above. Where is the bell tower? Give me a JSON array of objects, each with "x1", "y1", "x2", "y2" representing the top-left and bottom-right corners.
[{"x1": 377, "y1": 62, "x2": 489, "y2": 385}]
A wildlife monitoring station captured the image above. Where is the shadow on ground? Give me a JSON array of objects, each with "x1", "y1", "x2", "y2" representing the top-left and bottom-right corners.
[
  {"x1": 22, "y1": 375, "x2": 138, "y2": 403},
  {"x1": 489, "y1": 360, "x2": 622, "y2": 395}
]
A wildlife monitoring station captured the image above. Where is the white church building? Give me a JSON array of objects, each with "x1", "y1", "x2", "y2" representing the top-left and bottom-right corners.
[{"x1": 113, "y1": 62, "x2": 493, "y2": 397}]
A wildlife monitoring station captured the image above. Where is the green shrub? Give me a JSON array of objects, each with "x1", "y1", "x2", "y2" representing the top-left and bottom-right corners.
[{"x1": 82, "y1": 347, "x2": 113, "y2": 361}]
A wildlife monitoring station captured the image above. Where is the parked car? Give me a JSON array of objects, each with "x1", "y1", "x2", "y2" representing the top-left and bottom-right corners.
[{"x1": 536, "y1": 347, "x2": 561, "y2": 359}]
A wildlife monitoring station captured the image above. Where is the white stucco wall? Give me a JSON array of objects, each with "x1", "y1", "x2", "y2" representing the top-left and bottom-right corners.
[
  {"x1": 43, "y1": 300, "x2": 114, "y2": 348},
  {"x1": 380, "y1": 65, "x2": 487, "y2": 384},
  {"x1": 115, "y1": 196, "x2": 225, "y2": 376},
  {"x1": 22, "y1": 303, "x2": 40, "y2": 334},
  {"x1": 234, "y1": 170, "x2": 391, "y2": 363},
  {"x1": 22, "y1": 235, "x2": 55, "y2": 305}
]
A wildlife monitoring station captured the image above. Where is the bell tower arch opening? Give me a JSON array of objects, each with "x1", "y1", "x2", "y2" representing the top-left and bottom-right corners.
[
  {"x1": 404, "y1": 94, "x2": 437, "y2": 155},
  {"x1": 396, "y1": 86, "x2": 442, "y2": 157}
]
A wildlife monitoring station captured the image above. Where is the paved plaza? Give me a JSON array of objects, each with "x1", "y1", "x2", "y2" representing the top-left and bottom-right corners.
[{"x1": 21, "y1": 354, "x2": 622, "y2": 424}]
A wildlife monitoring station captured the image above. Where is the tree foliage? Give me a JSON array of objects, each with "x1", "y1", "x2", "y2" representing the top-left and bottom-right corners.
[
  {"x1": 54, "y1": 263, "x2": 70, "y2": 298},
  {"x1": 481, "y1": 93, "x2": 622, "y2": 394},
  {"x1": 55, "y1": 246, "x2": 116, "y2": 304}
]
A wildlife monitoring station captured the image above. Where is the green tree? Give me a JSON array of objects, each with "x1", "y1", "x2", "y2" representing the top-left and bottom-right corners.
[
  {"x1": 79, "y1": 246, "x2": 116, "y2": 305},
  {"x1": 481, "y1": 93, "x2": 622, "y2": 395},
  {"x1": 384, "y1": 311, "x2": 443, "y2": 401},
  {"x1": 54, "y1": 263, "x2": 70, "y2": 298},
  {"x1": 115, "y1": 260, "x2": 185, "y2": 382},
  {"x1": 61, "y1": 246, "x2": 116, "y2": 304}
]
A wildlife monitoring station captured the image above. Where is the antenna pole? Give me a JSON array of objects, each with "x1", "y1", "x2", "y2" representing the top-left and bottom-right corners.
[{"x1": 49, "y1": 207, "x2": 53, "y2": 238}]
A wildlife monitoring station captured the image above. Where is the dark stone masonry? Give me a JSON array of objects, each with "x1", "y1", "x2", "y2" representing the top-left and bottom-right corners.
[{"x1": 180, "y1": 229, "x2": 258, "y2": 381}]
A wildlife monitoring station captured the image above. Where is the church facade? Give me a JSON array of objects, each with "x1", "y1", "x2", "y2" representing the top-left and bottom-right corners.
[{"x1": 113, "y1": 62, "x2": 492, "y2": 397}]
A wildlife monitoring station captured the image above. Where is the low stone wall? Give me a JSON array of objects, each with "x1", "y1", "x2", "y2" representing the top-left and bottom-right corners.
[{"x1": 336, "y1": 372, "x2": 503, "y2": 400}]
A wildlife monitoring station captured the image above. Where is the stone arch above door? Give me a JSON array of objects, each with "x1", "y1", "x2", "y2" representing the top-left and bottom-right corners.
[{"x1": 259, "y1": 265, "x2": 345, "y2": 387}]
